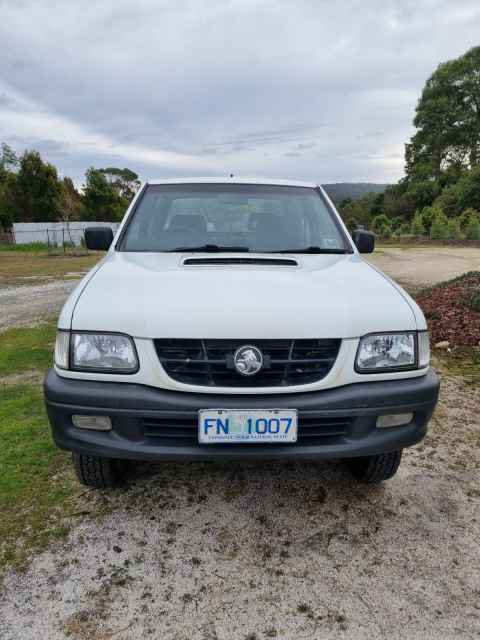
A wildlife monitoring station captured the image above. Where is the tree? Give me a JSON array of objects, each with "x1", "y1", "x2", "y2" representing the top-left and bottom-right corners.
[
  {"x1": 382, "y1": 181, "x2": 417, "y2": 221},
  {"x1": 59, "y1": 177, "x2": 84, "y2": 223},
  {"x1": 99, "y1": 167, "x2": 140, "y2": 201},
  {"x1": 13, "y1": 150, "x2": 61, "y2": 222},
  {"x1": 0, "y1": 171, "x2": 16, "y2": 231},
  {"x1": 406, "y1": 46, "x2": 480, "y2": 180},
  {"x1": 82, "y1": 168, "x2": 125, "y2": 221},
  {"x1": 0, "y1": 143, "x2": 18, "y2": 230},
  {"x1": 0, "y1": 143, "x2": 18, "y2": 171},
  {"x1": 434, "y1": 166, "x2": 480, "y2": 216}
]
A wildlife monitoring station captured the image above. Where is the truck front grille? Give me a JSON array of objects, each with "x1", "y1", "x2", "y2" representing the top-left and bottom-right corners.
[
  {"x1": 142, "y1": 415, "x2": 351, "y2": 446},
  {"x1": 154, "y1": 339, "x2": 340, "y2": 387}
]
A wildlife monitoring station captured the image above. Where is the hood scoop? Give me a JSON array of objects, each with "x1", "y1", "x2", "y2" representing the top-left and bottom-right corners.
[{"x1": 182, "y1": 256, "x2": 299, "y2": 267}]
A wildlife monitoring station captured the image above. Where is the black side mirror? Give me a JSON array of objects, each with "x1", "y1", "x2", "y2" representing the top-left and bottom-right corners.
[
  {"x1": 352, "y1": 229, "x2": 375, "y2": 253},
  {"x1": 85, "y1": 227, "x2": 114, "y2": 251}
]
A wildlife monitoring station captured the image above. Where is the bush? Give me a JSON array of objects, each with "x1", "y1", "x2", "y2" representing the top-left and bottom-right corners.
[
  {"x1": 464, "y1": 289, "x2": 480, "y2": 312},
  {"x1": 430, "y1": 210, "x2": 449, "y2": 239},
  {"x1": 390, "y1": 216, "x2": 404, "y2": 232},
  {"x1": 371, "y1": 214, "x2": 392, "y2": 236},
  {"x1": 458, "y1": 207, "x2": 479, "y2": 231},
  {"x1": 419, "y1": 205, "x2": 439, "y2": 233},
  {"x1": 465, "y1": 217, "x2": 480, "y2": 240},
  {"x1": 410, "y1": 211, "x2": 426, "y2": 235},
  {"x1": 445, "y1": 218, "x2": 463, "y2": 240}
]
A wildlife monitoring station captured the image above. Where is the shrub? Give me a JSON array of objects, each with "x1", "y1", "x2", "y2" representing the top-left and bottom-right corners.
[
  {"x1": 390, "y1": 216, "x2": 404, "y2": 232},
  {"x1": 458, "y1": 207, "x2": 479, "y2": 231},
  {"x1": 430, "y1": 209, "x2": 449, "y2": 240},
  {"x1": 371, "y1": 214, "x2": 392, "y2": 236},
  {"x1": 445, "y1": 218, "x2": 463, "y2": 240},
  {"x1": 464, "y1": 289, "x2": 480, "y2": 312},
  {"x1": 465, "y1": 217, "x2": 480, "y2": 240},
  {"x1": 419, "y1": 205, "x2": 439, "y2": 233},
  {"x1": 410, "y1": 211, "x2": 426, "y2": 235}
]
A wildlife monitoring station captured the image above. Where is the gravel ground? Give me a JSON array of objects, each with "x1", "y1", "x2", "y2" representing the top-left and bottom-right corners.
[
  {"x1": 0, "y1": 280, "x2": 78, "y2": 331},
  {"x1": 0, "y1": 248, "x2": 479, "y2": 639},
  {"x1": 1, "y1": 374, "x2": 479, "y2": 639},
  {"x1": 368, "y1": 246, "x2": 480, "y2": 290}
]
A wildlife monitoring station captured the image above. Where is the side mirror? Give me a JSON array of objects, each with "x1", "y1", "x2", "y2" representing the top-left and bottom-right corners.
[
  {"x1": 352, "y1": 229, "x2": 375, "y2": 254},
  {"x1": 85, "y1": 227, "x2": 114, "y2": 251}
]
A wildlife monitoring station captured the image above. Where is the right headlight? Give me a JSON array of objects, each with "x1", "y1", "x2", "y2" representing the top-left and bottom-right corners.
[
  {"x1": 355, "y1": 331, "x2": 429, "y2": 373},
  {"x1": 54, "y1": 331, "x2": 139, "y2": 373}
]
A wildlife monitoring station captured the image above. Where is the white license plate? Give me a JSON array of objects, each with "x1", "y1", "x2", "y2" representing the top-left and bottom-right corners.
[{"x1": 198, "y1": 409, "x2": 297, "y2": 444}]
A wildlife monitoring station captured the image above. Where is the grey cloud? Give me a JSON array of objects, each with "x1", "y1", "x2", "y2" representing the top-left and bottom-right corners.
[
  {"x1": 0, "y1": 0, "x2": 479, "y2": 183},
  {"x1": 0, "y1": 93, "x2": 14, "y2": 106}
]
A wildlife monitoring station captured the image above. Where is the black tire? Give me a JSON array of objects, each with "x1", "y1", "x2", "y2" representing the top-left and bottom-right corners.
[
  {"x1": 346, "y1": 449, "x2": 403, "y2": 484},
  {"x1": 72, "y1": 453, "x2": 122, "y2": 488}
]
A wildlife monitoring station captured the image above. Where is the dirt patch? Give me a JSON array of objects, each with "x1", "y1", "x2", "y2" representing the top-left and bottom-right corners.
[
  {"x1": 1, "y1": 368, "x2": 478, "y2": 640},
  {"x1": 0, "y1": 369, "x2": 45, "y2": 387},
  {"x1": 368, "y1": 246, "x2": 480, "y2": 291}
]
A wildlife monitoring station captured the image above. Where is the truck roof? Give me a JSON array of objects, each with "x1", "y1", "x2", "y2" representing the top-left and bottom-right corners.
[{"x1": 147, "y1": 177, "x2": 318, "y2": 188}]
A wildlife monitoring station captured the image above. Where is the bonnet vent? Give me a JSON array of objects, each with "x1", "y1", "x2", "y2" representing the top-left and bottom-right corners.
[{"x1": 182, "y1": 257, "x2": 298, "y2": 267}]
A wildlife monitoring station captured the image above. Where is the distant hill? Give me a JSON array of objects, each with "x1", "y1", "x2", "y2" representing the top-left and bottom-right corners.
[{"x1": 322, "y1": 183, "x2": 389, "y2": 204}]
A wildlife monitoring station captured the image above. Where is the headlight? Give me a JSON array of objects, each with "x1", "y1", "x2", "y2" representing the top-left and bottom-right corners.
[
  {"x1": 355, "y1": 332, "x2": 419, "y2": 372},
  {"x1": 68, "y1": 332, "x2": 138, "y2": 373}
]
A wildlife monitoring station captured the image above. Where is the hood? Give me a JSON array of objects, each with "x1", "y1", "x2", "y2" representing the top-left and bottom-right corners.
[{"x1": 70, "y1": 252, "x2": 418, "y2": 339}]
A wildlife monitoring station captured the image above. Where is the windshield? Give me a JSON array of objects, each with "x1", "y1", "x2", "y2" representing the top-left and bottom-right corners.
[{"x1": 119, "y1": 184, "x2": 351, "y2": 253}]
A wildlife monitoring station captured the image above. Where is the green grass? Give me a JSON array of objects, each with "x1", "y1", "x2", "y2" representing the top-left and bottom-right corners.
[
  {"x1": 0, "y1": 383, "x2": 74, "y2": 572},
  {"x1": 0, "y1": 241, "x2": 50, "y2": 252},
  {"x1": 0, "y1": 249, "x2": 101, "y2": 287},
  {"x1": 435, "y1": 350, "x2": 480, "y2": 386},
  {"x1": 0, "y1": 323, "x2": 56, "y2": 377}
]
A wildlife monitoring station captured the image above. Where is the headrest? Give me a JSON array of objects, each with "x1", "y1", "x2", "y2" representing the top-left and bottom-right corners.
[{"x1": 169, "y1": 214, "x2": 207, "y2": 233}]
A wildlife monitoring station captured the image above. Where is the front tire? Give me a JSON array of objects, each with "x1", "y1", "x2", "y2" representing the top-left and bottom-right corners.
[
  {"x1": 72, "y1": 453, "x2": 122, "y2": 488},
  {"x1": 346, "y1": 450, "x2": 403, "y2": 484}
]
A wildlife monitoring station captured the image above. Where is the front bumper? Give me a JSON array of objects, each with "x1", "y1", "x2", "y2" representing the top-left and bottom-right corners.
[{"x1": 44, "y1": 368, "x2": 439, "y2": 461}]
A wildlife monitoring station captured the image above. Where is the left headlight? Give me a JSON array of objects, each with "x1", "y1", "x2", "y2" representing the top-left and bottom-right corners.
[
  {"x1": 355, "y1": 332, "x2": 425, "y2": 373},
  {"x1": 55, "y1": 331, "x2": 139, "y2": 373}
]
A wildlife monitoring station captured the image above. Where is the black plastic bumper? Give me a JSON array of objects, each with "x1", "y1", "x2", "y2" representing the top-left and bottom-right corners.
[{"x1": 44, "y1": 368, "x2": 439, "y2": 461}]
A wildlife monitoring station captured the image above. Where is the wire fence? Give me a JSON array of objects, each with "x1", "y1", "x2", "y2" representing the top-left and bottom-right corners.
[{"x1": 1, "y1": 223, "x2": 120, "y2": 254}]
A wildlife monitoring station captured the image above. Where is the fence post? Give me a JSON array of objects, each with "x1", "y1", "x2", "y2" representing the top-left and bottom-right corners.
[{"x1": 63, "y1": 228, "x2": 65, "y2": 254}]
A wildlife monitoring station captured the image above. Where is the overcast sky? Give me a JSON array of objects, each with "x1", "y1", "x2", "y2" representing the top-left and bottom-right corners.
[{"x1": 1, "y1": 0, "x2": 479, "y2": 187}]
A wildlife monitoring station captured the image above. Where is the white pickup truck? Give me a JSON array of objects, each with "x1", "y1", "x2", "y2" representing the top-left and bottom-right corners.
[{"x1": 44, "y1": 178, "x2": 439, "y2": 488}]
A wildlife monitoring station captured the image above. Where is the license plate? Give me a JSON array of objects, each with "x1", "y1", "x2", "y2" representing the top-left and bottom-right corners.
[{"x1": 198, "y1": 409, "x2": 297, "y2": 444}]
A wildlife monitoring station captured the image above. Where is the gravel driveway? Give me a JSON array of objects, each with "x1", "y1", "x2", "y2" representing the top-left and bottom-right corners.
[
  {"x1": 1, "y1": 247, "x2": 479, "y2": 639},
  {"x1": 1, "y1": 375, "x2": 479, "y2": 640},
  {"x1": 0, "y1": 280, "x2": 78, "y2": 331},
  {"x1": 368, "y1": 246, "x2": 480, "y2": 290}
]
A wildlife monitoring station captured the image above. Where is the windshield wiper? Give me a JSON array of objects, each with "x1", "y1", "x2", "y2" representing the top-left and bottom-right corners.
[
  {"x1": 267, "y1": 247, "x2": 349, "y2": 254},
  {"x1": 167, "y1": 244, "x2": 250, "y2": 253}
]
